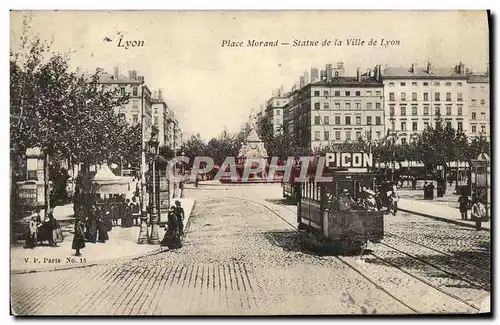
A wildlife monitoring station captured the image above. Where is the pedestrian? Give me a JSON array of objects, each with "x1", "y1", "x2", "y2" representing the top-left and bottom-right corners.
[
  {"x1": 72, "y1": 217, "x2": 86, "y2": 256},
  {"x1": 130, "y1": 196, "x2": 141, "y2": 226},
  {"x1": 48, "y1": 210, "x2": 64, "y2": 246},
  {"x1": 104, "y1": 208, "x2": 113, "y2": 232},
  {"x1": 174, "y1": 200, "x2": 185, "y2": 235},
  {"x1": 24, "y1": 215, "x2": 38, "y2": 249},
  {"x1": 471, "y1": 198, "x2": 486, "y2": 230},
  {"x1": 423, "y1": 181, "x2": 428, "y2": 199},
  {"x1": 195, "y1": 175, "x2": 199, "y2": 188},
  {"x1": 160, "y1": 206, "x2": 182, "y2": 249},
  {"x1": 411, "y1": 176, "x2": 417, "y2": 190},
  {"x1": 428, "y1": 182, "x2": 435, "y2": 200},
  {"x1": 97, "y1": 207, "x2": 109, "y2": 243},
  {"x1": 122, "y1": 199, "x2": 133, "y2": 228},
  {"x1": 179, "y1": 180, "x2": 185, "y2": 198},
  {"x1": 458, "y1": 193, "x2": 469, "y2": 220},
  {"x1": 85, "y1": 205, "x2": 98, "y2": 243}
]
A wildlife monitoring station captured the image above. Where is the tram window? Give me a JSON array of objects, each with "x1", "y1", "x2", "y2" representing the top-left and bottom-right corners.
[{"x1": 323, "y1": 183, "x2": 337, "y2": 210}]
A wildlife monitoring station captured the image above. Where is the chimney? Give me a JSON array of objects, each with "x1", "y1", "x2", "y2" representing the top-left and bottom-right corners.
[
  {"x1": 459, "y1": 62, "x2": 465, "y2": 74},
  {"x1": 113, "y1": 67, "x2": 119, "y2": 80},
  {"x1": 311, "y1": 68, "x2": 319, "y2": 82},
  {"x1": 326, "y1": 64, "x2": 333, "y2": 81},
  {"x1": 128, "y1": 70, "x2": 137, "y2": 79},
  {"x1": 320, "y1": 70, "x2": 327, "y2": 81},
  {"x1": 303, "y1": 70, "x2": 309, "y2": 85},
  {"x1": 356, "y1": 67, "x2": 361, "y2": 82},
  {"x1": 375, "y1": 65, "x2": 381, "y2": 82},
  {"x1": 411, "y1": 63, "x2": 417, "y2": 73},
  {"x1": 158, "y1": 89, "x2": 163, "y2": 101},
  {"x1": 426, "y1": 61, "x2": 432, "y2": 74},
  {"x1": 299, "y1": 76, "x2": 305, "y2": 88}
]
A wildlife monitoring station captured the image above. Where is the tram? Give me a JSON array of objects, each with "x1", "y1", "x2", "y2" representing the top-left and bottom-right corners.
[{"x1": 291, "y1": 152, "x2": 384, "y2": 253}]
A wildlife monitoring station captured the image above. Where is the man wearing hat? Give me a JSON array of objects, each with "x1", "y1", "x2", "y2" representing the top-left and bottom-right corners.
[
  {"x1": 339, "y1": 188, "x2": 355, "y2": 211},
  {"x1": 174, "y1": 200, "x2": 185, "y2": 235}
]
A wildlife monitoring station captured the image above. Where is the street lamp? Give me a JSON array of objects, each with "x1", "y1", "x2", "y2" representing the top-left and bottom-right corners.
[
  {"x1": 137, "y1": 83, "x2": 149, "y2": 244},
  {"x1": 148, "y1": 130, "x2": 160, "y2": 244}
]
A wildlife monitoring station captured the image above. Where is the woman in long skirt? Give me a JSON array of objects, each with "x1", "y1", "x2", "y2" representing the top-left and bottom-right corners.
[
  {"x1": 86, "y1": 206, "x2": 98, "y2": 243},
  {"x1": 97, "y1": 208, "x2": 109, "y2": 243},
  {"x1": 72, "y1": 218, "x2": 86, "y2": 256},
  {"x1": 160, "y1": 206, "x2": 182, "y2": 249},
  {"x1": 122, "y1": 200, "x2": 133, "y2": 228}
]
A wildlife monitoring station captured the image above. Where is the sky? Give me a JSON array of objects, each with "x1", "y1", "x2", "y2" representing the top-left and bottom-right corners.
[{"x1": 10, "y1": 10, "x2": 489, "y2": 140}]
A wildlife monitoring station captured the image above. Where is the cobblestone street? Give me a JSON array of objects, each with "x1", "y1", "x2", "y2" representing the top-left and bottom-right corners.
[{"x1": 11, "y1": 183, "x2": 490, "y2": 315}]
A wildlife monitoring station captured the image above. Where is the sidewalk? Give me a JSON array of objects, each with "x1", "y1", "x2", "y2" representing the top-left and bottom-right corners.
[
  {"x1": 398, "y1": 198, "x2": 490, "y2": 231},
  {"x1": 10, "y1": 198, "x2": 195, "y2": 273}
]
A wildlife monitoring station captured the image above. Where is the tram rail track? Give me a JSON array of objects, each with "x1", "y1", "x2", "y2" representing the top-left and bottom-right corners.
[
  {"x1": 384, "y1": 231, "x2": 490, "y2": 273},
  {"x1": 276, "y1": 200, "x2": 490, "y2": 289},
  {"x1": 227, "y1": 196, "x2": 485, "y2": 313}
]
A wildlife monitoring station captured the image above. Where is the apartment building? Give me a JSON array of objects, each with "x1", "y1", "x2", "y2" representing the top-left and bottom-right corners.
[
  {"x1": 264, "y1": 88, "x2": 290, "y2": 135},
  {"x1": 97, "y1": 68, "x2": 153, "y2": 144},
  {"x1": 382, "y1": 62, "x2": 469, "y2": 144},
  {"x1": 287, "y1": 65, "x2": 384, "y2": 152},
  {"x1": 151, "y1": 89, "x2": 169, "y2": 146},
  {"x1": 468, "y1": 73, "x2": 490, "y2": 140}
]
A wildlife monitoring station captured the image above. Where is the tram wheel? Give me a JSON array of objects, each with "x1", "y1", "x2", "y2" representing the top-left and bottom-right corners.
[{"x1": 340, "y1": 238, "x2": 366, "y2": 255}]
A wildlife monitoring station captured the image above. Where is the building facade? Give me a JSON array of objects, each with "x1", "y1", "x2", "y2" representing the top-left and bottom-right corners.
[
  {"x1": 97, "y1": 68, "x2": 153, "y2": 144},
  {"x1": 287, "y1": 66, "x2": 385, "y2": 152},
  {"x1": 264, "y1": 89, "x2": 290, "y2": 135},
  {"x1": 467, "y1": 74, "x2": 490, "y2": 140},
  {"x1": 382, "y1": 62, "x2": 469, "y2": 144},
  {"x1": 164, "y1": 110, "x2": 182, "y2": 153},
  {"x1": 151, "y1": 89, "x2": 170, "y2": 146}
]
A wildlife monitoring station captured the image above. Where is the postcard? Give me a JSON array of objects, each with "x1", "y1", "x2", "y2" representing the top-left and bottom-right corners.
[{"x1": 10, "y1": 10, "x2": 491, "y2": 315}]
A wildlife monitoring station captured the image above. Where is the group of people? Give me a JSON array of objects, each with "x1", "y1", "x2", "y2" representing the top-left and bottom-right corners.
[
  {"x1": 24, "y1": 208, "x2": 64, "y2": 249},
  {"x1": 70, "y1": 194, "x2": 143, "y2": 256},
  {"x1": 423, "y1": 181, "x2": 436, "y2": 200},
  {"x1": 331, "y1": 181, "x2": 399, "y2": 215},
  {"x1": 458, "y1": 193, "x2": 488, "y2": 222}
]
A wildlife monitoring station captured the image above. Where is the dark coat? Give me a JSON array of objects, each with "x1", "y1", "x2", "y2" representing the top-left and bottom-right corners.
[
  {"x1": 160, "y1": 213, "x2": 181, "y2": 248},
  {"x1": 85, "y1": 211, "x2": 98, "y2": 242},
  {"x1": 72, "y1": 220, "x2": 86, "y2": 250},
  {"x1": 97, "y1": 217, "x2": 109, "y2": 242}
]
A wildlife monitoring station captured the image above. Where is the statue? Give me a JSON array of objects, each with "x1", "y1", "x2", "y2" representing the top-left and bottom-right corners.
[
  {"x1": 249, "y1": 111, "x2": 258, "y2": 132},
  {"x1": 238, "y1": 142, "x2": 248, "y2": 158}
]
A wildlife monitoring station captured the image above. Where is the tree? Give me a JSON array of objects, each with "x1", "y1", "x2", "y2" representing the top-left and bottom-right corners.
[
  {"x1": 180, "y1": 133, "x2": 206, "y2": 162},
  {"x1": 416, "y1": 112, "x2": 468, "y2": 182},
  {"x1": 11, "y1": 19, "x2": 129, "y2": 213}
]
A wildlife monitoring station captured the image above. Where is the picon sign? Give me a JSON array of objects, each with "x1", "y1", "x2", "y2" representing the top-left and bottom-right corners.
[{"x1": 325, "y1": 152, "x2": 373, "y2": 168}]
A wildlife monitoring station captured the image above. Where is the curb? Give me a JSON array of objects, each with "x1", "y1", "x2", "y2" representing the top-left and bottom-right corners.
[
  {"x1": 11, "y1": 200, "x2": 198, "y2": 275},
  {"x1": 399, "y1": 208, "x2": 490, "y2": 231}
]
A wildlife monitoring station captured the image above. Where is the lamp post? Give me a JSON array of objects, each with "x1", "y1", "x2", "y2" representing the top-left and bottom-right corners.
[
  {"x1": 148, "y1": 130, "x2": 160, "y2": 244},
  {"x1": 137, "y1": 83, "x2": 149, "y2": 244}
]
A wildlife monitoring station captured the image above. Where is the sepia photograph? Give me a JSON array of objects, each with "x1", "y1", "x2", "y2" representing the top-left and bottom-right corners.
[{"x1": 9, "y1": 10, "x2": 491, "y2": 316}]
